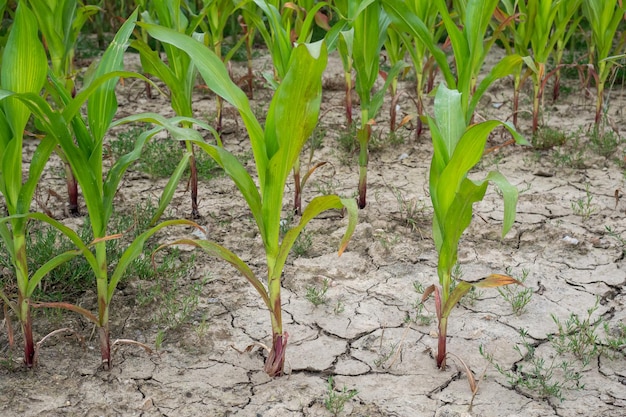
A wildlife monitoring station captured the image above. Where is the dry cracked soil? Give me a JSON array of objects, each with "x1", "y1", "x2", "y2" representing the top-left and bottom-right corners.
[{"x1": 1, "y1": 48, "x2": 626, "y2": 417}]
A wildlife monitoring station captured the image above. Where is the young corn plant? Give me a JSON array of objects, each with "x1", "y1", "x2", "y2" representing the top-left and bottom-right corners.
[
  {"x1": 552, "y1": 0, "x2": 583, "y2": 102},
  {"x1": 524, "y1": 0, "x2": 584, "y2": 133},
  {"x1": 388, "y1": 0, "x2": 439, "y2": 138},
  {"x1": 351, "y1": 0, "x2": 404, "y2": 208},
  {"x1": 2, "y1": 10, "x2": 203, "y2": 368},
  {"x1": 250, "y1": 0, "x2": 331, "y2": 215},
  {"x1": 144, "y1": 23, "x2": 357, "y2": 377},
  {"x1": 26, "y1": 0, "x2": 99, "y2": 216},
  {"x1": 582, "y1": 0, "x2": 626, "y2": 126},
  {"x1": 193, "y1": 0, "x2": 249, "y2": 132},
  {"x1": 132, "y1": 0, "x2": 209, "y2": 220},
  {"x1": 383, "y1": 0, "x2": 522, "y2": 125},
  {"x1": 0, "y1": 3, "x2": 62, "y2": 367},
  {"x1": 424, "y1": 84, "x2": 527, "y2": 369}
]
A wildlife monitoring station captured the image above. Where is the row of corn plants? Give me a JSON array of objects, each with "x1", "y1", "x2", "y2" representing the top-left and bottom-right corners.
[{"x1": 0, "y1": 0, "x2": 622, "y2": 375}]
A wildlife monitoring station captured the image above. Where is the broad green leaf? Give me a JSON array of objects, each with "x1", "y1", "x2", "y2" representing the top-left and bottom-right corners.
[
  {"x1": 470, "y1": 54, "x2": 524, "y2": 123},
  {"x1": 262, "y1": 41, "x2": 327, "y2": 254},
  {"x1": 108, "y1": 219, "x2": 198, "y2": 301},
  {"x1": 1, "y1": 2, "x2": 47, "y2": 134},
  {"x1": 163, "y1": 238, "x2": 271, "y2": 311},
  {"x1": 190, "y1": 140, "x2": 265, "y2": 246},
  {"x1": 141, "y1": 22, "x2": 267, "y2": 185},
  {"x1": 353, "y1": 0, "x2": 380, "y2": 108},
  {"x1": 26, "y1": 250, "x2": 81, "y2": 297},
  {"x1": 432, "y1": 85, "x2": 465, "y2": 160},
  {"x1": 275, "y1": 196, "x2": 358, "y2": 275},
  {"x1": 86, "y1": 9, "x2": 138, "y2": 148},
  {"x1": 382, "y1": 0, "x2": 455, "y2": 88}
]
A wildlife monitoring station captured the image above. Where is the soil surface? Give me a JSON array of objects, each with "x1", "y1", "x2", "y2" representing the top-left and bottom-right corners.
[{"x1": 1, "y1": 48, "x2": 626, "y2": 417}]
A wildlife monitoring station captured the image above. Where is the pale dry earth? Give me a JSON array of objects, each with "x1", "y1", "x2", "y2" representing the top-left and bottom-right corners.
[{"x1": 1, "y1": 48, "x2": 626, "y2": 417}]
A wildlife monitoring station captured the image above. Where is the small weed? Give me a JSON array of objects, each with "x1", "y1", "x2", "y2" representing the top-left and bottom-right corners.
[
  {"x1": 481, "y1": 328, "x2": 584, "y2": 402},
  {"x1": 152, "y1": 277, "x2": 207, "y2": 330},
  {"x1": 306, "y1": 279, "x2": 329, "y2": 307},
  {"x1": 532, "y1": 127, "x2": 567, "y2": 150},
  {"x1": 314, "y1": 178, "x2": 340, "y2": 196},
  {"x1": 336, "y1": 124, "x2": 358, "y2": 154},
  {"x1": 389, "y1": 186, "x2": 426, "y2": 231},
  {"x1": 293, "y1": 228, "x2": 313, "y2": 257},
  {"x1": 406, "y1": 281, "x2": 435, "y2": 326},
  {"x1": 333, "y1": 297, "x2": 345, "y2": 315},
  {"x1": 605, "y1": 226, "x2": 626, "y2": 256},
  {"x1": 550, "y1": 299, "x2": 602, "y2": 367},
  {"x1": 499, "y1": 268, "x2": 533, "y2": 315},
  {"x1": 324, "y1": 376, "x2": 358, "y2": 416},
  {"x1": 603, "y1": 322, "x2": 626, "y2": 357},
  {"x1": 589, "y1": 128, "x2": 623, "y2": 159},
  {"x1": 155, "y1": 329, "x2": 165, "y2": 351},
  {"x1": 571, "y1": 183, "x2": 597, "y2": 220},
  {"x1": 373, "y1": 229, "x2": 400, "y2": 254},
  {"x1": 374, "y1": 341, "x2": 399, "y2": 368}
]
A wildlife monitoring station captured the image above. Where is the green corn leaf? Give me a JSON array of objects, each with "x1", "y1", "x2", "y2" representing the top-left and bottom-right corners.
[
  {"x1": 432, "y1": 85, "x2": 465, "y2": 160},
  {"x1": 27, "y1": 250, "x2": 82, "y2": 297},
  {"x1": 86, "y1": 8, "x2": 138, "y2": 147},
  {"x1": 190, "y1": 140, "x2": 265, "y2": 246},
  {"x1": 253, "y1": 0, "x2": 292, "y2": 79},
  {"x1": 382, "y1": 0, "x2": 454, "y2": 87},
  {"x1": 368, "y1": 60, "x2": 407, "y2": 118},
  {"x1": 337, "y1": 28, "x2": 354, "y2": 72},
  {"x1": 141, "y1": 22, "x2": 267, "y2": 185},
  {"x1": 437, "y1": 177, "x2": 489, "y2": 279},
  {"x1": 470, "y1": 54, "x2": 524, "y2": 121},
  {"x1": 163, "y1": 238, "x2": 272, "y2": 311},
  {"x1": 150, "y1": 151, "x2": 193, "y2": 226},
  {"x1": 108, "y1": 219, "x2": 198, "y2": 302},
  {"x1": 353, "y1": 0, "x2": 380, "y2": 108},
  {"x1": 262, "y1": 41, "x2": 327, "y2": 253},
  {"x1": 276, "y1": 195, "x2": 358, "y2": 275}
]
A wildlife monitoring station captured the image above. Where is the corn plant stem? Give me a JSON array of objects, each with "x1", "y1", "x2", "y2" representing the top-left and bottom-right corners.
[
  {"x1": 94, "y1": 242, "x2": 111, "y2": 368},
  {"x1": 532, "y1": 81, "x2": 541, "y2": 133},
  {"x1": 344, "y1": 70, "x2": 353, "y2": 126},
  {"x1": 293, "y1": 158, "x2": 302, "y2": 215},
  {"x1": 437, "y1": 316, "x2": 448, "y2": 369},
  {"x1": 14, "y1": 233, "x2": 35, "y2": 366},
  {"x1": 389, "y1": 78, "x2": 398, "y2": 131},
  {"x1": 357, "y1": 124, "x2": 370, "y2": 209},
  {"x1": 265, "y1": 265, "x2": 285, "y2": 376},
  {"x1": 64, "y1": 163, "x2": 80, "y2": 216}
]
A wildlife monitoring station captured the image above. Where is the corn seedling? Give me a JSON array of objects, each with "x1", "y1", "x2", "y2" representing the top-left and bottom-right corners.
[
  {"x1": 324, "y1": 376, "x2": 358, "y2": 416},
  {"x1": 132, "y1": 0, "x2": 209, "y2": 220},
  {"x1": 423, "y1": 84, "x2": 527, "y2": 369},
  {"x1": 552, "y1": 0, "x2": 584, "y2": 101},
  {"x1": 144, "y1": 24, "x2": 357, "y2": 376},
  {"x1": 27, "y1": 0, "x2": 99, "y2": 216},
  {"x1": 1, "y1": 10, "x2": 205, "y2": 368},
  {"x1": 384, "y1": 0, "x2": 522, "y2": 125},
  {"x1": 387, "y1": 0, "x2": 439, "y2": 137},
  {"x1": 0, "y1": 3, "x2": 69, "y2": 366},
  {"x1": 251, "y1": 0, "x2": 330, "y2": 214},
  {"x1": 582, "y1": 0, "x2": 626, "y2": 126}
]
